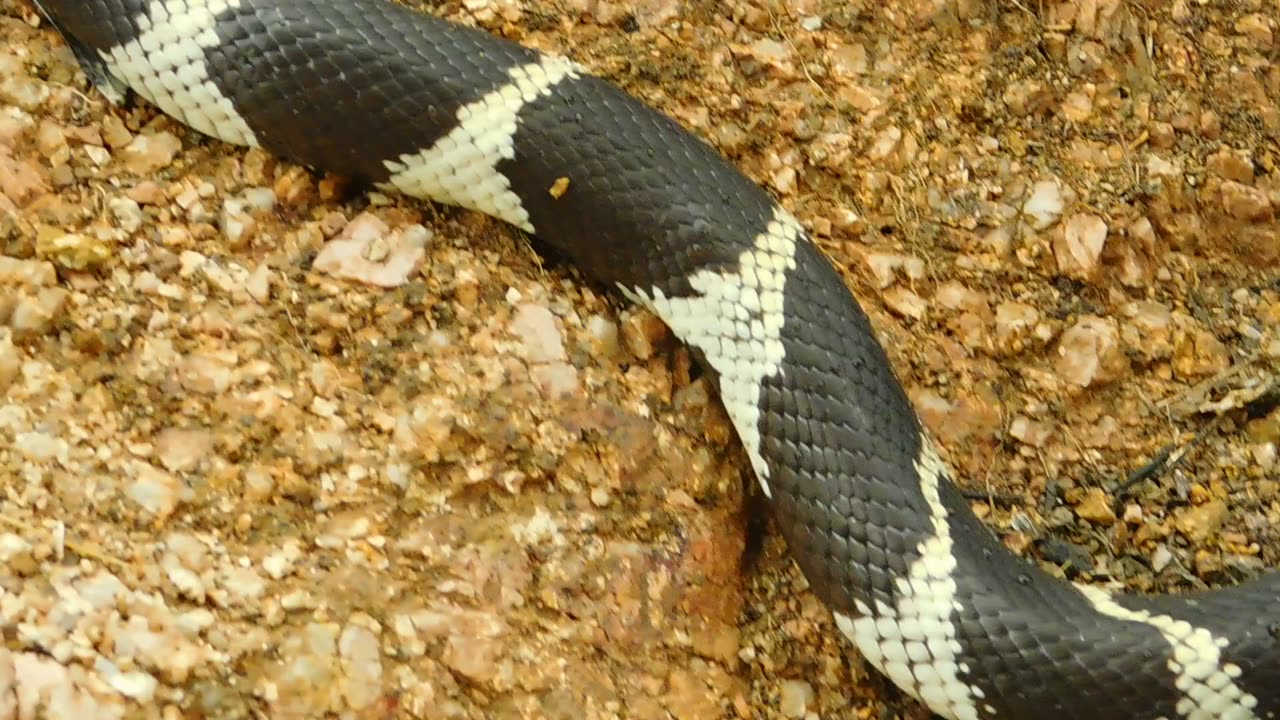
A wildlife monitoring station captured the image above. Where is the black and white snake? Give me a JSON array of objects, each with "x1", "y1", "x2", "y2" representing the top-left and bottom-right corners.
[{"x1": 31, "y1": 1, "x2": 1280, "y2": 718}]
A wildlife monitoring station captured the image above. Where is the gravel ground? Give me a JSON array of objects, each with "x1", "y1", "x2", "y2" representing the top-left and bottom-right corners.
[{"x1": 1, "y1": 0, "x2": 1278, "y2": 718}]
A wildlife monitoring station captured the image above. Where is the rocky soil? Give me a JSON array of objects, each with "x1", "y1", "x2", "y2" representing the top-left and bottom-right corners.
[{"x1": 0, "y1": 0, "x2": 1277, "y2": 718}]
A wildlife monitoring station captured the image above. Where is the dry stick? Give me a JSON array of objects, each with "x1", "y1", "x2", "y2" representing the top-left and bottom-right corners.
[
  {"x1": 1111, "y1": 362, "x2": 1278, "y2": 502},
  {"x1": 1110, "y1": 413, "x2": 1228, "y2": 498},
  {"x1": 0, "y1": 514, "x2": 127, "y2": 570},
  {"x1": 1122, "y1": 344, "x2": 1280, "y2": 498},
  {"x1": 1159, "y1": 353, "x2": 1267, "y2": 417},
  {"x1": 958, "y1": 488, "x2": 1026, "y2": 506}
]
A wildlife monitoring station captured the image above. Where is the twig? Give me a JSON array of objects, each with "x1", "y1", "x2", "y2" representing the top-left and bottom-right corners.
[
  {"x1": 1111, "y1": 413, "x2": 1226, "y2": 497},
  {"x1": 958, "y1": 488, "x2": 1026, "y2": 507},
  {"x1": 0, "y1": 514, "x2": 127, "y2": 570}
]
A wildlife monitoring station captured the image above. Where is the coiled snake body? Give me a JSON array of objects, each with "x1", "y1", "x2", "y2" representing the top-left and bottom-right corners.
[{"x1": 34, "y1": 1, "x2": 1280, "y2": 718}]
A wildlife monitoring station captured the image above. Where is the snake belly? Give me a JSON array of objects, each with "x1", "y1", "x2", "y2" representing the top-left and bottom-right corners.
[{"x1": 31, "y1": 1, "x2": 1280, "y2": 718}]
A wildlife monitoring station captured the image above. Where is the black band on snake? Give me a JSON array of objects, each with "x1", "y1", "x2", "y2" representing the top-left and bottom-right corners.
[{"x1": 32, "y1": 1, "x2": 1279, "y2": 718}]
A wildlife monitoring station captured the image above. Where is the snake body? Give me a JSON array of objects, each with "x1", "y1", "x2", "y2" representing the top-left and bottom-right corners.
[{"x1": 33, "y1": 1, "x2": 1280, "y2": 718}]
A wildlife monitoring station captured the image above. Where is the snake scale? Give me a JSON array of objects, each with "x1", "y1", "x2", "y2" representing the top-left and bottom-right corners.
[{"x1": 31, "y1": 1, "x2": 1280, "y2": 718}]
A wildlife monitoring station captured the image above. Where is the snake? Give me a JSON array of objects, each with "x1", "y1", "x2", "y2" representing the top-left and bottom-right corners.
[{"x1": 30, "y1": 1, "x2": 1279, "y2": 718}]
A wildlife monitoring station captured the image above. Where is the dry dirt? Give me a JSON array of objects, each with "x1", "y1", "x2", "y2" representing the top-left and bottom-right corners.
[{"x1": 1, "y1": 0, "x2": 1278, "y2": 719}]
